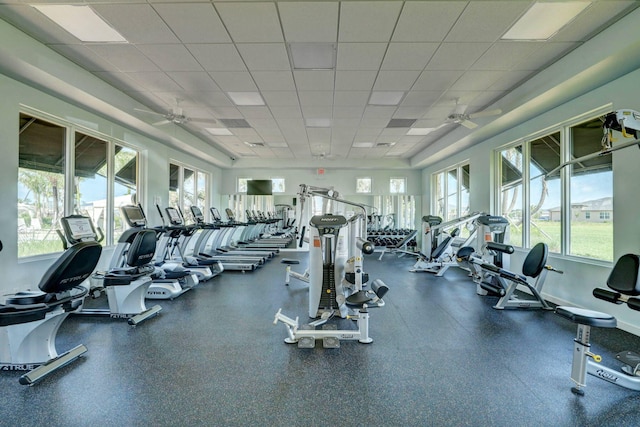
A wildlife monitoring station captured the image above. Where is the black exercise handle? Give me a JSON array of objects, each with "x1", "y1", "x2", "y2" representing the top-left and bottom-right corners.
[
  {"x1": 298, "y1": 226, "x2": 306, "y2": 248},
  {"x1": 486, "y1": 242, "x2": 514, "y2": 254},
  {"x1": 356, "y1": 237, "x2": 374, "y2": 255},
  {"x1": 0, "y1": 240, "x2": 3, "y2": 251},
  {"x1": 593, "y1": 288, "x2": 622, "y2": 304}
]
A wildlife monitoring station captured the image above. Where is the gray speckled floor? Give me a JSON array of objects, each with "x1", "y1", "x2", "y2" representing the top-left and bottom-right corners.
[{"x1": 3, "y1": 252, "x2": 640, "y2": 427}]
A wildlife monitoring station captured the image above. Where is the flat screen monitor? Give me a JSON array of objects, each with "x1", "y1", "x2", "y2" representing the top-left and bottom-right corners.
[
  {"x1": 121, "y1": 205, "x2": 146, "y2": 227},
  {"x1": 246, "y1": 179, "x2": 273, "y2": 196}
]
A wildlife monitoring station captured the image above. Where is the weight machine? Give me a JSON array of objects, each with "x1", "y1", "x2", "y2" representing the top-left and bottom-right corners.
[{"x1": 274, "y1": 185, "x2": 388, "y2": 348}]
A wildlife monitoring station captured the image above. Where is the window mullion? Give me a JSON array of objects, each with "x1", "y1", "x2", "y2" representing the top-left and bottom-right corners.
[{"x1": 106, "y1": 140, "x2": 115, "y2": 246}]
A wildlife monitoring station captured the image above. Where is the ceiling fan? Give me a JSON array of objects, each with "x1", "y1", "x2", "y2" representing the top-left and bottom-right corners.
[
  {"x1": 134, "y1": 100, "x2": 216, "y2": 126},
  {"x1": 446, "y1": 103, "x2": 502, "y2": 129}
]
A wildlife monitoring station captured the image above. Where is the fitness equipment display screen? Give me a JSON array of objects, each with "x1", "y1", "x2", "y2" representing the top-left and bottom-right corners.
[
  {"x1": 65, "y1": 217, "x2": 95, "y2": 240},
  {"x1": 165, "y1": 207, "x2": 182, "y2": 224},
  {"x1": 121, "y1": 205, "x2": 146, "y2": 227}
]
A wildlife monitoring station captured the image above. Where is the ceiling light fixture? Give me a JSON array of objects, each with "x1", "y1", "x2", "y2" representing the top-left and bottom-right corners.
[
  {"x1": 407, "y1": 128, "x2": 435, "y2": 136},
  {"x1": 502, "y1": 1, "x2": 591, "y2": 40},
  {"x1": 353, "y1": 142, "x2": 375, "y2": 148},
  {"x1": 206, "y1": 128, "x2": 234, "y2": 136},
  {"x1": 227, "y1": 92, "x2": 265, "y2": 106},
  {"x1": 305, "y1": 118, "x2": 332, "y2": 128},
  {"x1": 369, "y1": 91, "x2": 405, "y2": 106},
  {"x1": 288, "y1": 43, "x2": 336, "y2": 70},
  {"x1": 32, "y1": 5, "x2": 127, "y2": 43}
]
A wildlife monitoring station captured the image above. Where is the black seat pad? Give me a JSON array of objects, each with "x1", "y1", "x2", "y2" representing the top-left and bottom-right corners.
[{"x1": 555, "y1": 306, "x2": 617, "y2": 328}]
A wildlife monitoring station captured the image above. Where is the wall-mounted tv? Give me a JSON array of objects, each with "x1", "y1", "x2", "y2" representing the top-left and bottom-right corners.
[{"x1": 246, "y1": 179, "x2": 273, "y2": 195}]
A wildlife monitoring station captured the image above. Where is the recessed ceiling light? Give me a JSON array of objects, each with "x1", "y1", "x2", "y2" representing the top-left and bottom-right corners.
[
  {"x1": 227, "y1": 92, "x2": 265, "y2": 106},
  {"x1": 353, "y1": 142, "x2": 375, "y2": 148},
  {"x1": 305, "y1": 118, "x2": 332, "y2": 128},
  {"x1": 502, "y1": 1, "x2": 591, "y2": 40},
  {"x1": 369, "y1": 91, "x2": 405, "y2": 106},
  {"x1": 288, "y1": 43, "x2": 336, "y2": 70},
  {"x1": 33, "y1": 5, "x2": 127, "y2": 43},
  {"x1": 407, "y1": 128, "x2": 435, "y2": 136},
  {"x1": 244, "y1": 141, "x2": 264, "y2": 147},
  {"x1": 206, "y1": 128, "x2": 234, "y2": 136}
]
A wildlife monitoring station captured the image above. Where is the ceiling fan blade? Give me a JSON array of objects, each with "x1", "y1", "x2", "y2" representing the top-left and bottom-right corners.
[
  {"x1": 460, "y1": 119, "x2": 478, "y2": 129},
  {"x1": 134, "y1": 107, "x2": 165, "y2": 117},
  {"x1": 468, "y1": 108, "x2": 502, "y2": 119},
  {"x1": 153, "y1": 119, "x2": 171, "y2": 126}
]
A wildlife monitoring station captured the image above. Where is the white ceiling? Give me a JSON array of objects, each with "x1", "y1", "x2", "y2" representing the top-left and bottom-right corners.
[{"x1": 0, "y1": 0, "x2": 637, "y2": 166}]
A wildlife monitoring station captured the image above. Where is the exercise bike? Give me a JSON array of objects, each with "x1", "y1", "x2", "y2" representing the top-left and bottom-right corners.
[
  {"x1": 556, "y1": 253, "x2": 640, "y2": 395},
  {"x1": 0, "y1": 222, "x2": 101, "y2": 385}
]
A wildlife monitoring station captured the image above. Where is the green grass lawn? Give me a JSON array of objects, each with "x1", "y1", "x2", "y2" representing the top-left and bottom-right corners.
[{"x1": 509, "y1": 221, "x2": 613, "y2": 261}]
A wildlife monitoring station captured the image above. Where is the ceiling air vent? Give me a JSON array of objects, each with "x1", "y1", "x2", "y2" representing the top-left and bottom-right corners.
[
  {"x1": 376, "y1": 142, "x2": 396, "y2": 147},
  {"x1": 386, "y1": 119, "x2": 416, "y2": 128},
  {"x1": 219, "y1": 118, "x2": 251, "y2": 128}
]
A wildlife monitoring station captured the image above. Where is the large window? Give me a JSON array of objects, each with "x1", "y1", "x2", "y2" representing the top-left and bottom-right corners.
[
  {"x1": 169, "y1": 161, "x2": 209, "y2": 223},
  {"x1": 390, "y1": 177, "x2": 406, "y2": 194},
  {"x1": 432, "y1": 162, "x2": 470, "y2": 222},
  {"x1": 497, "y1": 115, "x2": 612, "y2": 261},
  {"x1": 356, "y1": 177, "x2": 372, "y2": 193},
  {"x1": 18, "y1": 112, "x2": 139, "y2": 257}
]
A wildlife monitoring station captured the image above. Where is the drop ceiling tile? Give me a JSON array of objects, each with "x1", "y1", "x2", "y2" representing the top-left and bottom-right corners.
[
  {"x1": 339, "y1": 1, "x2": 402, "y2": 42},
  {"x1": 471, "y1": 42, "x2": 544, "y2": 71},
  {"x1": 363, "y1": 105, "x2": 396, "y2": 119},
  {"x1": 237, "y1": 106, "x2": 273, "y2": 119},
  {"x1": 449, "y1": 70, "x2": 505, "y2": 91},
  {"x1": 215, "y1": 2, "x2": 283, "y2": 43},
  {"x1": 137, "y1": 44, "x2": 203, "y2": 72},
  {"x1": 208, "y1": 71, "x2": 258, "y2": 91},
  {"x1": 167, "y1": 72, "x2": 220, "y2": 92},
  {"x1": 261, "y1": 91, "x2": 300, "y2": 106},
  {"x1": 336, "y1": 43, "x2": 387, "y2": 70},
  {"x1": 333, "y1": 91, "x2": 370, "y2": 107},
  {"x1": 381, "y1": 43, "x2": 439, "y2": 70},
  {"x1": 252, "y1": 71, "x2": 296, "y2": 91},
  {"x1": 401, "y1": 91, "x2": 443, "y2": 107},
  {"x1": 124, "y1": 71, "x2": 183, "y2": 92},
  {"x1": 333, "y1": 106, "x2": 366, "y2": 118},
  {"x1": 88, "y1": 44, "x2": 159, "y2": 73},
  {"x1": 445, "y1": 1, "x2": 530, "y2": 43},
  {"x1": 92, "y1": 3, "x2": 179, "y2": 44},
  {"x1": 301, "y1": 105, "x2": 333, "y2": 118},
  {"x1": 293, "y1": 71, "x2": 335, "y2": 91},
  {"x1": 186, "y1": 44, "x2": 246, "y2": 72},
  {"x1": 412, "y1": 70, "x2": 463, "y2": 91},
  {"x1": 189, "y1": 91, "x2": 234, "y2": 108},
  {"x1": 393, "y1": 107, "x2": 430, "y2": 119},
  {"x1": 467, "y1": 91, "x2": 506, "y2": 107},
  {"x1": 298, "y1": 91, "x2": 334, "y2": 106},
  {"x1": 355, "y1": 128, "x2": 384, "y2": 138},
  {"x1": 269, "y1": 106, "x2": 303, "y2": 118},
  {"x1": 278, "y1": 1, "x2": 338, "y2": 42},
  {"x1": 210, "y1": 106, "x2": 242, "y2": 118},
  {"x1": 335, "y1": 70, "x2": 377, "y2": 91},
  {"x1": 236, "y1": 43, "x2": 290, "y2": 71},
  {"x1": 426, "y1": 43, "x2": 492, "y2": 70},
  {"x1": 373, "y1": 70, "x2": 421, "y2": 91},
  {"x1": 392, "y1": 1, "x2": 467, "y2": 42},
  {"x1": 333, "y1": 118, "x2": 361, "y2": 128},
  {"x1": 152, "y1": 3, "x2": 230, "y2": 43},
  {"x1": 307, "y1": 128, "x2": 332, "y2": 143}
]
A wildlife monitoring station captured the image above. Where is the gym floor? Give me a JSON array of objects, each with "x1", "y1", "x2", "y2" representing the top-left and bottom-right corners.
[{"x1": 3, "y1": 251, "x2": 640, "y2": 427}]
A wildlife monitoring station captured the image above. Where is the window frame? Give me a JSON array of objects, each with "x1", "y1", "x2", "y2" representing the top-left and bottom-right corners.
[{"x1": 431, "y1": 160, "x2": 470, "y2": 222}]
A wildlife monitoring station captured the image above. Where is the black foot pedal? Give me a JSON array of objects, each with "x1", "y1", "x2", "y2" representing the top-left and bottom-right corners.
[{"x1": 571, "y1": 387, "x2": 585, "y2": 396}]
